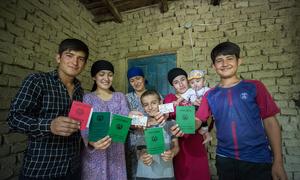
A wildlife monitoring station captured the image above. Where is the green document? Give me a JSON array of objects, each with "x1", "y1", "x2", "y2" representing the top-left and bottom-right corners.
[
  {"x1": 88, "y1": 112, "x2": 111, "y2": 142},
  {"x1": 176, "y1": 106, "x2": 195, "y2": 134},
  {"x1": 108, "y1": 114, "x2": 131, "y2": 143},
  {"x1": 144, "y1": 127, "x2": 165, "y2": 155}
]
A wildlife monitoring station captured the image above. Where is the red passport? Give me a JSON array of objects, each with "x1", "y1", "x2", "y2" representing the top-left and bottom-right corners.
[{"x1": 68, "y1": 101, "x2": 93, "y2": 130}]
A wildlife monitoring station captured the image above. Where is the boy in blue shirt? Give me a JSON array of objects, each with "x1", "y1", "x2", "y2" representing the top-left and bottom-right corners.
[{"x1": 196, "y1": 42, "x2": 287, "y2": 180}]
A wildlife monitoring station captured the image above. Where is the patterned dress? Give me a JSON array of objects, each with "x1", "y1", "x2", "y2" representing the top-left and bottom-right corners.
[
  {"x1": 81, "y1": 92, "x2": 129, "y2": 180},
  {"x1": 125, "y1": 91, "x2": 146, "y2": 180}
]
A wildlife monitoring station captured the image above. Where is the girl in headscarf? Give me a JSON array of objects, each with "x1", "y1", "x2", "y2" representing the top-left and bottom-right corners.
[
  {"x1": 164, "y1": 68, "x2": 211, "y2": 180},
  {"x1": 81, "y1": 60, "x2": 129, "y2": 180}
]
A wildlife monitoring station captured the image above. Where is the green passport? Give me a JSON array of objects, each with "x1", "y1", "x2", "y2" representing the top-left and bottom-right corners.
[
  {"x1": 176, "y1": 106, "x2": 195, "y2": 134},
  {"x1": 88, "y1": 112, "x2": 111, "y2": 142},
  {"x1": 144, "y1": 127, "x2": 165, "y2": 155},
  {"x1": 108, "y1": 114, "x2": 131, "y2": 143}
]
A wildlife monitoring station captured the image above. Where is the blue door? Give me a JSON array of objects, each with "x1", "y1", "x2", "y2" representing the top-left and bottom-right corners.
[{"x1": 128, "y1": 54, "x2": 176, "y2": 97}]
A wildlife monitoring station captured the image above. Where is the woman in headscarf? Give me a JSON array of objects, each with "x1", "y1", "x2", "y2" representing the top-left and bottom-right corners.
[
  {"x1": 164, "y1": 68, "x2": 210, "y2": 180},
  {"x1": 125, "y1": 67, "x2": 167, "y2": 179},
  {"x1": 81, "y1": 60, "x2": 129, "y2": 180}
]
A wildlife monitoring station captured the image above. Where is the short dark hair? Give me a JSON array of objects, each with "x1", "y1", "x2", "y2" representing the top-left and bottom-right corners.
[
  {"x1": 211, "y1": 41, "x2": 240, "y2": 64},
  {"x1": 58, "y1": 38, "x2": 89, "y2": 60},
  {"x1": 140, "y1": 90, "x2": 161, "y2": 103}
]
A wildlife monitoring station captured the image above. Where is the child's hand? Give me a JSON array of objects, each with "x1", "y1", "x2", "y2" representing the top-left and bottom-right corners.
[
  {"x1": 170, "y1": 124, "x2": 184, "y2": 137},
  {"x1": 89, "y1": 136, "x2": 112, "y2": 150},
  {"x1": 140, "y1": 152, "x2": 153, "y2": 166},
  {"x1": 193, "y1": 98, "x2": 202, "y2": 106},
  {"x1": 172, "y1": 101, "x2": 179, "y2": 107},
  {"x1": 201, "y1": 131, "x2": 212, "y2": 144},
  {"x1": 161, "y1": 150, "x2": 174, "y2": 162},
  {"x1": 128, "y1": 110, "x2": 143, "y2": 118},
  {"x1": 153, "y1": 112, "x2": 168, "y2": 124}
]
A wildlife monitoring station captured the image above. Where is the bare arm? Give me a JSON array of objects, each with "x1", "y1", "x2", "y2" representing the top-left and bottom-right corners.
[
  {"x1": 263, "y1": 116, "x2": 287, "y2": 180},
  {"x1": 161, "y1": 138, "x2": 179, "y2": 161}
]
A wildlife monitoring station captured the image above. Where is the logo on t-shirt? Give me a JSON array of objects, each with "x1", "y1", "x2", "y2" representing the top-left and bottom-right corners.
[{"x1": 240, "y1": 92, "x2": 249, "y2": 100}]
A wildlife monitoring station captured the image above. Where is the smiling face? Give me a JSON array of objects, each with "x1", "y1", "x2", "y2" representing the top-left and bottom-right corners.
[
  {"x1": 56, "y1": 50, "x2": 86, "y2": 78},
  {"x1": 93, "y1": 70, "x2": 114, "y2": 90},
  {"x1": 212, "y1": 54, "x2": 241, "y2": 80},
  {"x1": 172, "y1": 75, "x2": 189, "y2": 95},
  {"x1": 129, "y1": 76, "x2": 146, "y2": 93},
  {"x1": 141, "y1": 94, "x2": 161, "y2": 117}
]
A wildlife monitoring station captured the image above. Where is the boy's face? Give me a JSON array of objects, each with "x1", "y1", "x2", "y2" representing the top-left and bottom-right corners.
[
  {"x1": 189, "y1": 78, "x2": 204, "y2": 91},
  {"x1": 56, "y1": 50, "x2": 86, "y2": 78},
  {"x1": 141, "y1": 94, "x2": 161, "y2": 117},
  {"x1": 212, "y1": 54, "x2": 241, "y2": 79}
]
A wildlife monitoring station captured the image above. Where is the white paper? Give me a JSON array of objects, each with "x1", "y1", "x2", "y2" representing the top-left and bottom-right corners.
[
  {"x1": 159, "y1": 103, "x2": 174, "y2": 114},
  {"x1": 131, "y1": 115, "x2": 148, "y2": 126}
]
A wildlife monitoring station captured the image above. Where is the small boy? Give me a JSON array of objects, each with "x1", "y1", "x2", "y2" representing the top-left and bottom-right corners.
[
  {"x1": 197, "y1": 41, "x2": 287, "y2": 180},
  {"x1": 173, "y1": 69, "x2": 210, "y2": 108},
  {"x1": 136, "y1": 90, "x2": 179, "y2": 180}
]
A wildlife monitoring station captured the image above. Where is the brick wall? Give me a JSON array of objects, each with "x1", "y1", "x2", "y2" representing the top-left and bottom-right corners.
[
  {"x1": 0, "y1": 0, "x2": 299, "y2": 179},
  {"x1": 96, "y1": 0, "x2": 300, "y2": 179},
  {"x1": 0, "y1": 0, "x2": 98, "y2": 179}
]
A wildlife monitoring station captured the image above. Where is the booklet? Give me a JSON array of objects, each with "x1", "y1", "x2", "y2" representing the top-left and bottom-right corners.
[
  {"x1": 131, "y1": 115, "x2": 148, "y2": 127},
  {"x1": 88, "y1": 112, "x2": 111, "y2": 142},
  {"x1": 176, "y1": 106, "x2": 195, "y2": 134},
  {"x1": 68, "y1": 101, "x2": 93, "y2": 130},
  {"x1": 108, "y1": 114, "x2": 132, "y2": 143},
  {"x1": 159, "y1": 103, "x2": 174, "y2": 114},
  {"x1": 144, "y1": 127, "x2": 165, "y2": 155}
]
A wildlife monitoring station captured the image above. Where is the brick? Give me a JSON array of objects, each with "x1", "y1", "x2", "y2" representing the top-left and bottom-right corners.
[
  {"x1": 253, "y1": 70, "x2": 283, "y2": 79},
  {"x1": 0, "y1": 155, "x2": 16, "y2": 168},
  {"x1": 277, "y1": 77, "x2": 292, "y2": 86},
  {"x1": 3, "y1": 133, "x2": 27, "y2": 144},
  {"x1": 0, "y1": 167, "x2": 13, "y2": 179},
  {"x1": 0, "y1": 144, "x2": 10, "y2": 158},
  {"x1": 15, "y1": 37, "x2": 35, "y2": 50},
  {"x1": 0, "y1": 29, "x2": 15, "y2": 43},
  {"x1": 11, "y1": 142, "x2": 27, "y2": 153},
  {"x1": 0, "y1": 51, "x2": 14, "y2": 64},
  {"x1": 246, "y1": 49, "x2": 261, "y2": 56},
  {"x1": 280, "y1": 108, "x2": 298, "y2": 116},
  {"x1": 263, "y1": 62, "x2": 277, "y2": 70},
  {"x1": 3, "y1": 64, "x2": 33, "y2": 78},
  {"x1": 15, "y1": 19, "x2": 34, "y2": 32},
  {"x1": 248, "y1": 64, "x2": 262, "y2": 71},
  {"x1": 285, "y1": 163, "x2": 300, "y2": 172},
  {"x1": 0, "y1": 122, "x2": 10, "y2": 134},
  {"x1": 8, "y1": 76, "x2": 24, "y2": 87},
  {"x1": 0, "y1": 18, "x2": 4, "y2": 28},
  {"x1": 0, "y1": 9, "x2": 16, "y2": 22},
  {"x1": 235, "y1": 1, "x2": 248, "y2": 8}
]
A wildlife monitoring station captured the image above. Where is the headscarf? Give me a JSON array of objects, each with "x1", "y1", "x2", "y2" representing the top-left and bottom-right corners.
[
  {"x1": 167, "y1": 68, "x2": 188, "y2": 85},
  {"x1": 90, "y1": 60, "x2": 115, "y2": 92},
  {"x1": 127, "y1": 67, "x2": 144, "y2": 80}
]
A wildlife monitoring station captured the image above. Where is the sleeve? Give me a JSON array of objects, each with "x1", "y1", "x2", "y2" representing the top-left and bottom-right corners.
[
  {"x1": 254, "y1": 80, "x2": 280, "y2": 119},
  {"x1": 125, "y1": 93, "x2": 134, "y2": 111},
  {"x1": 118, "y1": 92, "x2": 130, "y2": 116},
  {"x1": 181, "y1": 88, "x2": 193, "y2": 101},
  {"x1": 196, "y1": 93, "x2": 211, "y2": 122},
  {"x1": 7, "y1": 74, "x2": 51, "y2": 138}
]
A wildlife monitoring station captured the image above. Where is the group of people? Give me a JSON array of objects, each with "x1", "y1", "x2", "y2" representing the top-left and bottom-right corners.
[{"x1": 7, "y1": 38, "x2": 287, "y2": 180}]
